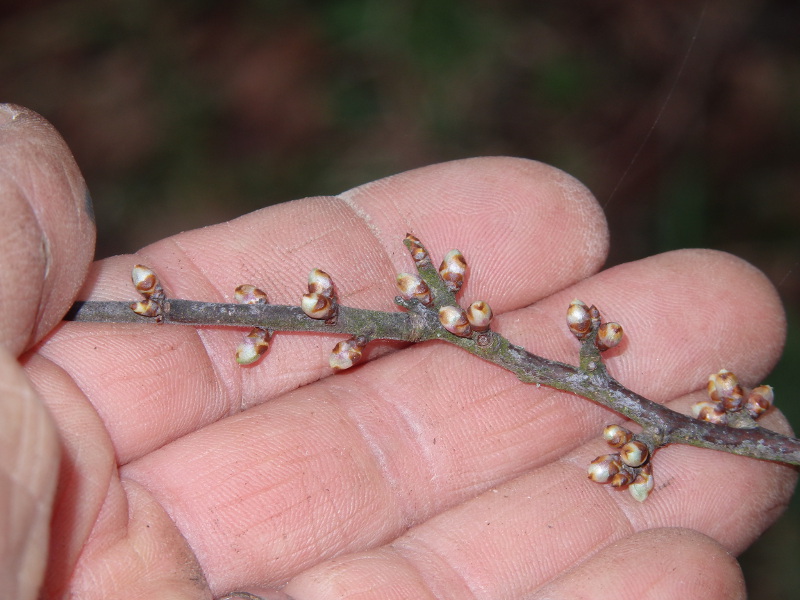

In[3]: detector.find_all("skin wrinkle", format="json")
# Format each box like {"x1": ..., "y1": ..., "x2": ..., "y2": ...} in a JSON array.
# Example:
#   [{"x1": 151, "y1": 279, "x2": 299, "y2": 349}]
[
  {"x1": 327, "y1": 380, "x2": 409, "y2": 522},
  {"x1": 391, "y1": 534, "x2": 477, "y2": 600},
  {"x1": 136, "y1": 238, "x2": 243, "y2": 420},
  {"x1": 325, "y1": 373, "x2": 440, "y2": 534}
]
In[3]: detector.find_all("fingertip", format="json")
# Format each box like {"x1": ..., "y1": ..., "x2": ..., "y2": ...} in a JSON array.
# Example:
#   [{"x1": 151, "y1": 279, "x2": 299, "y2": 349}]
[{"x1": 0, "y1": 104, "x2": 96, "y2": 354}]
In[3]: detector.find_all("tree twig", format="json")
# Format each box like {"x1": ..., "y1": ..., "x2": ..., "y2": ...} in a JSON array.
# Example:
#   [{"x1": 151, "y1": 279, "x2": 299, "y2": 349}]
[{"x1": 63, "y1": 235, "x2": 800, "y2": 500}]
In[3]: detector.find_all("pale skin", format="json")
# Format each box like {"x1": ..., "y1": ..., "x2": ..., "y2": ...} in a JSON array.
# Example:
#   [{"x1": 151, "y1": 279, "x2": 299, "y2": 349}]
[{"x1": 1, "y1": 104, "x2": 796, "y2": 600}]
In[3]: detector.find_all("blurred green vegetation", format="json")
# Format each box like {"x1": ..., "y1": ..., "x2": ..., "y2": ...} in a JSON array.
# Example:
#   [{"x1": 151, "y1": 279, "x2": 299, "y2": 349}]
[{"x1": 2, "y1": 1, "x2": 798, "y2": 597}]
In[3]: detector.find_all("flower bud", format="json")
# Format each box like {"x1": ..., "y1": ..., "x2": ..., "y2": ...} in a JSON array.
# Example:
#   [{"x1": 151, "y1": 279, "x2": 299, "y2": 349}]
[
  {"x1": 466, "y1": 301, "x2": 492, "y2": 331},
  {"x1": 746, "y1": 385, "x2": 774, "y2": 418},
  {"x1": 438, "y1": 305, "x2": 472, "y2": 337},
  {"x1": 587, "y1": 454, "x2": 622, "y2": 483},
  {"x1": 301, "y1": 292, "x2": 336, "y2": 320},
  {"x1": 628, "y1": 463, "x2": 654, "y2": 502},
  {"x1": 308, "y1": 268, "x2": 334, "y2": 298},
  {"x1": 130, "y1": 299, "x2": 162, "y2": 318},
  {"x1": 396, "y1": 273, "x2": 432, "y2": 305},
  {"x1": 619, "y1": 440, "x2": 649, "y2": 468},
  {"x1": 595, "y1": 322, "x2": 623, "y2": 352},
  {"x1": 707, "y1": 369, "x2": 744, "y2": 411},
  {"x1": 234, "y1": 284, "x2": 268, "y2": 305},
  {"x1": 329, "y1": 336, "x2": 367, "y2": 371},
  {"x1": 691, "y1": 400, "x2": 728, "y2": 425},
  {"x1": 235, "y1": 327, "x2": 271, "y2": 365},
  {"x1": 602, "y1": 424, "x2": 633, "y2": 448},
  {"x1": 131, "y1": 264, "x2": 162, "y2": 298},
  {"x1": 438, "y1": 249, "x2": 467, "y2": 292},
  {"x1": 610, "y1": 469, "x2": 634, "y2": 489},
  {"x1": 566, "y1": 299, "x2": 592, "y2": 340},
  {"x1": 405, "y1": 233, "x2": 428, "y2": 264}
]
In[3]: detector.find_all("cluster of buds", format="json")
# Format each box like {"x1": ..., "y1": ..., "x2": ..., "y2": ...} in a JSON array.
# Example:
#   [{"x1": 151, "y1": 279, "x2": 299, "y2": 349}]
[
  {"x1": 588, "y1": 424, "x2": 654, "y2": 502},
  {"x1": 130, "y1": 265, "x2": 166, "y2": 320},
  {"x1": 301, "y1": 268, "x2": 338, "y2": 323},
  {"x1": 566, "y1": 299, "x2": 623, "y2": 352},
  {"x1": 436, "y1": 249, "x2": 493, "y2": 337},
  {"x1": 691, "y1": 369, "x2": 774, "y2": 425},
  {"x1": 437, "y1": 301, "x2": 494, "y2": 337},
  {"x1": 233, "y1": 284, "x2": 272, "y2": 366}
]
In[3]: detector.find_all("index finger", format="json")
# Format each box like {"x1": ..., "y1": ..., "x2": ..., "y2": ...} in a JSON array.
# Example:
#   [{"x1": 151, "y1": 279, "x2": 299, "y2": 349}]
[{"x1": 39, "y1": 157, "x2": 609, "y2": 462}]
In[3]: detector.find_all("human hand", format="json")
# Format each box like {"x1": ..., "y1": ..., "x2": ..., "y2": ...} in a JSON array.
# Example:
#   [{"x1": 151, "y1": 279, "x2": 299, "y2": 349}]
[{"x1": 3, "y1": 105, "x2": 796, "y2": 599}]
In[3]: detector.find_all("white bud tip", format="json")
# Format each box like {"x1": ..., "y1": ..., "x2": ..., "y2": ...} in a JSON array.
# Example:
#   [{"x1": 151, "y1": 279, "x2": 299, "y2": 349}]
[{"x1": 308, "y1": 268, "x2": 334, "y2": 297}]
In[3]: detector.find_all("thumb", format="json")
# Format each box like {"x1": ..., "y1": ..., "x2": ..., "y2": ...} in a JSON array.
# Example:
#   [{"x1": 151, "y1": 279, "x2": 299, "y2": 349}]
[{"x1": 0, "y1": 104, "x2": 95, "y2": 356}]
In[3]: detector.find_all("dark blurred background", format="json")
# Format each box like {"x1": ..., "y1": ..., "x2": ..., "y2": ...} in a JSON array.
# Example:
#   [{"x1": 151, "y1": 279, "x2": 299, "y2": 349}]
[{"x1": 2, "y1": 0, "x2": 798, "y2": 596}]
